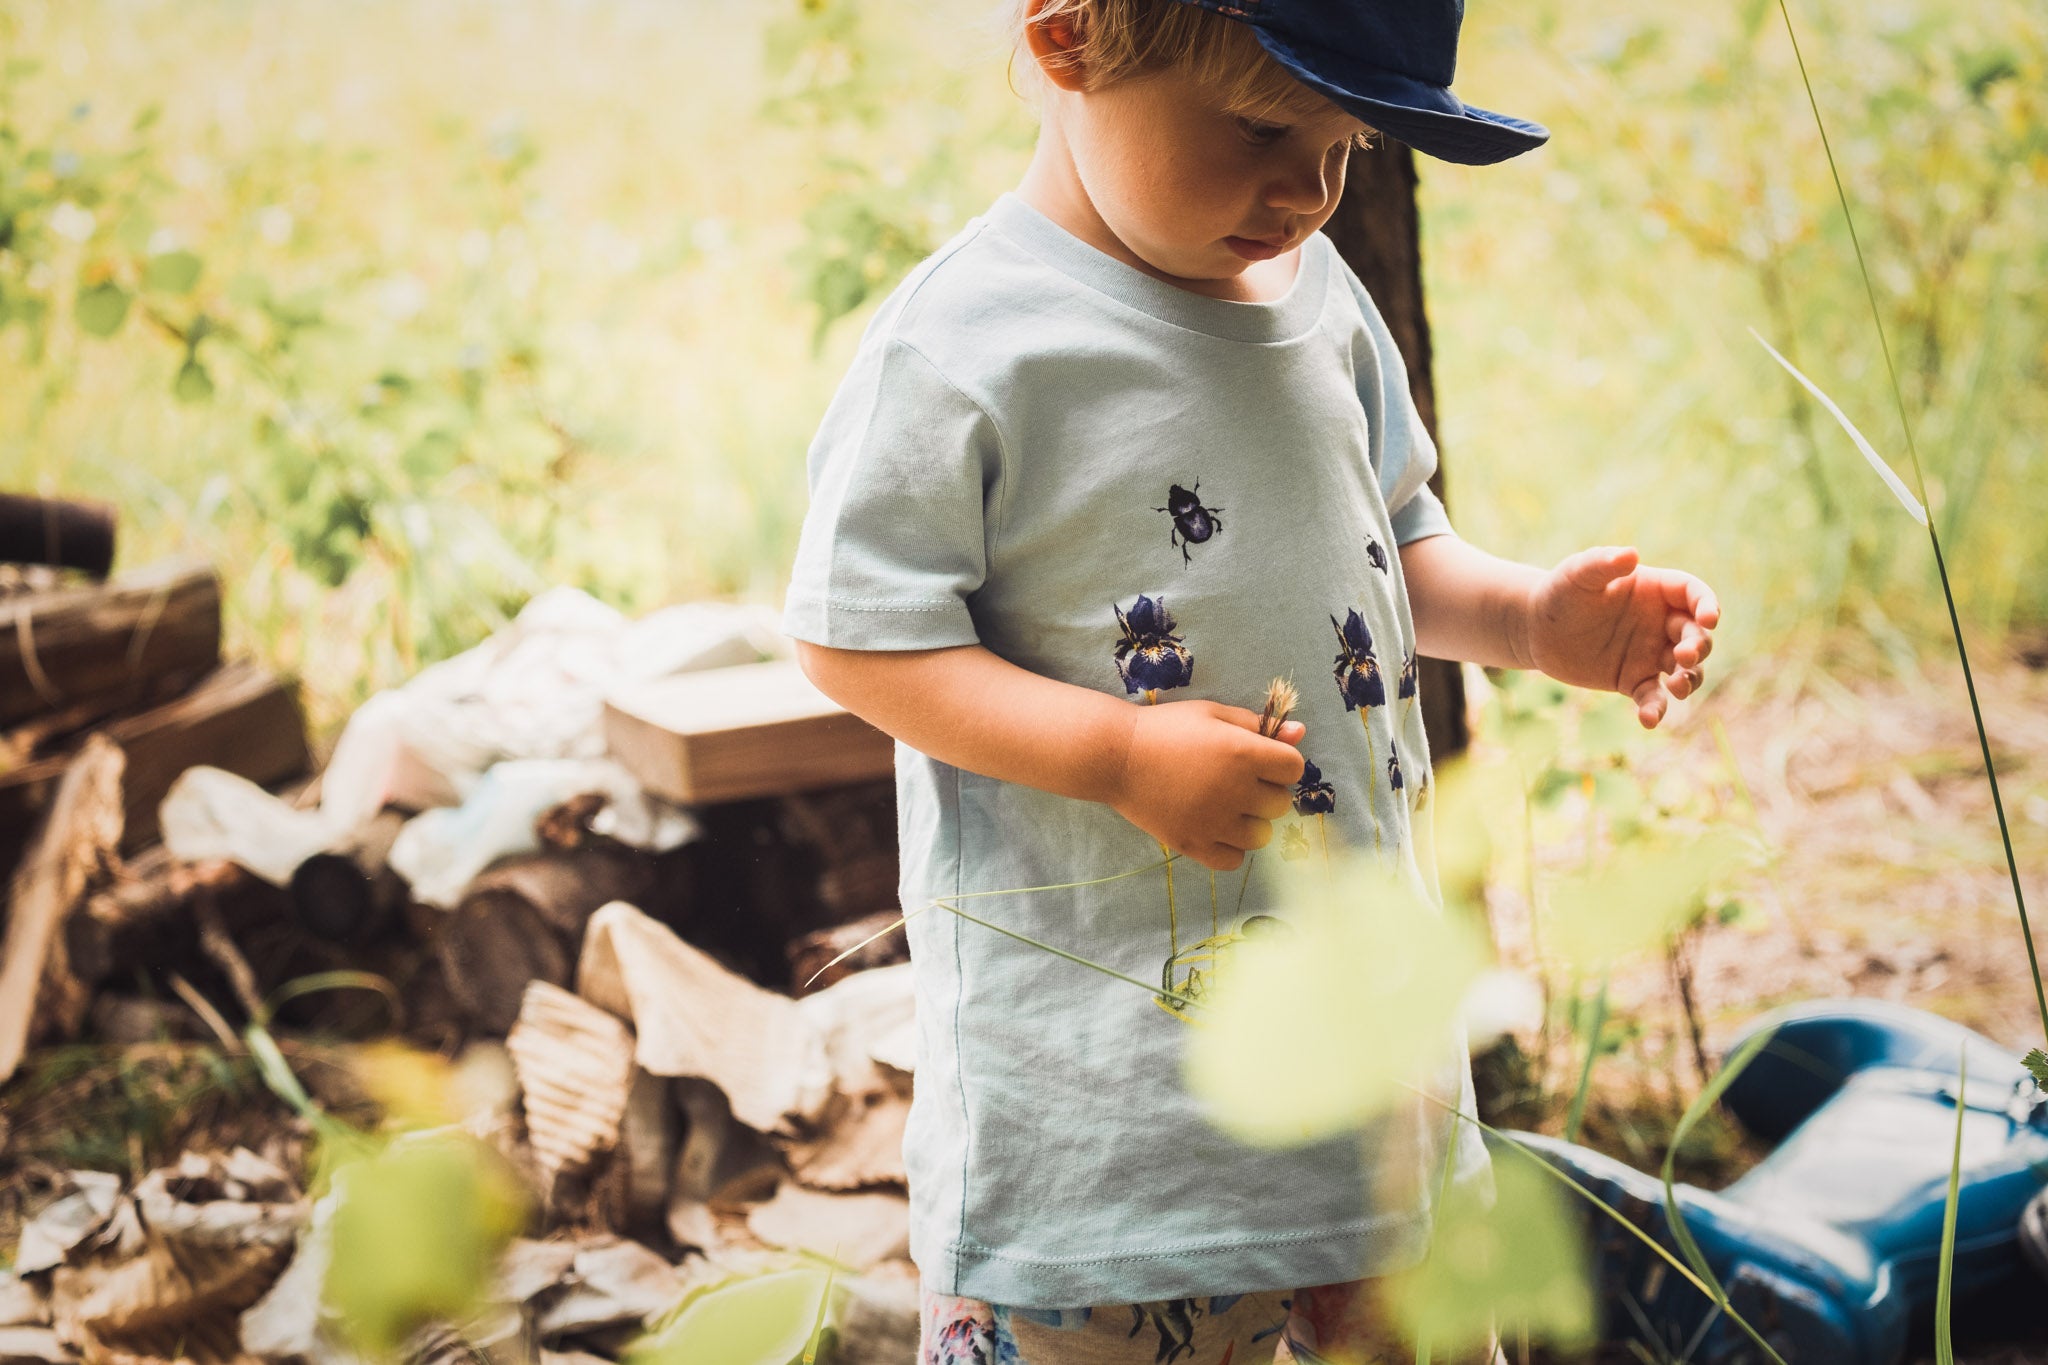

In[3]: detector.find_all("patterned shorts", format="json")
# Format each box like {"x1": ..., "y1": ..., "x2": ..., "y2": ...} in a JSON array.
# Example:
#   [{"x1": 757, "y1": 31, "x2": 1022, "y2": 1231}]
[{"x1": 920, "y1": 1280, "x2": 1502, "y2": 1365}]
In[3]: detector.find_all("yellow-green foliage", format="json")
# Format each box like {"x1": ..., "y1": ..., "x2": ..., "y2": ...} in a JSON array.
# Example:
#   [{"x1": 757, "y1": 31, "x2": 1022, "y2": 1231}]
[
  {"x1": 1387, "y1": 1154, "x2": 1596, "y2": 1356},
  {"x1": 323, "y1": 1132, "x2": 530, "y2": 1356},
  {"x1": 4, "y1": 0, "x2": 2043, "y2": 735},
  {"x1": 1184, "y1": 855, "x2": 1487, "y2": 1146},
  {"x1": 631, "y1": 1266, "x2": 840, "y2": 1365}
]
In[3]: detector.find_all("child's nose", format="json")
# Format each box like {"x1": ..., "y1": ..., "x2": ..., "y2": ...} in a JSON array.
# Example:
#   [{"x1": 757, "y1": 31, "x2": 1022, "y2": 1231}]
[{"x1": 1263, "y1": 152, "x2": 1337, "y2": 217}]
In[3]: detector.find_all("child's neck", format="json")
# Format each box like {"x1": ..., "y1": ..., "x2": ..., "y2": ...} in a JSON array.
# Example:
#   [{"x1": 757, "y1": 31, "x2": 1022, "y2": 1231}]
[{"x1": 1015, "y1": 143, "x2": 1300, "y2": 306}]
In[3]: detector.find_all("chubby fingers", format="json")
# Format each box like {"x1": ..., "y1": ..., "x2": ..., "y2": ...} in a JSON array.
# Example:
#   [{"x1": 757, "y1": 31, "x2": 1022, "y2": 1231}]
[{"x1": 1632, "y1": 674, "x2": 1671, "y2": 730}]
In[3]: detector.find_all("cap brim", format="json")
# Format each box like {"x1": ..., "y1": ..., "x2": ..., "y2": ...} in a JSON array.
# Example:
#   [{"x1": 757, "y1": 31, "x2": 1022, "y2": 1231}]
[{"x1": 1252, "y1": 27, "x2": 1549, "y2": 166}]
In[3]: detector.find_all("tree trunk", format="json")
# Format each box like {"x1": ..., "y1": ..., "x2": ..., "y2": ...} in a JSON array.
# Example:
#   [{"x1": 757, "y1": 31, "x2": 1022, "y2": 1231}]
[{"x1": 1320, "y1": 141, "x2": 1470, "y2": 763}]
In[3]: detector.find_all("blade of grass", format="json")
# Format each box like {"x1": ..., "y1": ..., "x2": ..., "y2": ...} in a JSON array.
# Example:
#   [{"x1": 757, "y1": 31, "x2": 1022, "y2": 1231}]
[
  {"x1": 264, "y1": 970, "x2": 405, "y2": 1031},
  {"x1": 801, "y1": 1262, "x2": 838, "y2": 1365},
  {"x1": 1412, "y1": 1094, "x2": 1464, "y2": 1365},
  {"x1": 931, "y1": 897, "x2": 1199, "y2": 1012},
  {"x1": 1749, "y1": 331, "x2": 1925, "y2": 525},
  {"x1": 1564, "y1": 976, "x2": 1609, "y2": 1144},
  {"x1": 1659, "y1": 1026, "x2": 1780, "y2": 1304},
  {"x1": 1775, "y1": 0, "x2": 2048, "y2": 1053},
  {"x1": 1934, "y1": 1050, "x2": 1966, "y2": 1365},
  {"x1": 1405, "y1": 1087, "x2": 1792, "y2": 1365},
  {"x1": 801, "y1": 855, "x2": 1184, "y2": 989}
]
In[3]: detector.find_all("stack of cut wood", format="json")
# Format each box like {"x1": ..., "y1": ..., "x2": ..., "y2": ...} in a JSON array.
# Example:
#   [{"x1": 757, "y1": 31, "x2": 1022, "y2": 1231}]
[{"x1": 0, "y1": 556, "x2": 312, "y2": 1080}]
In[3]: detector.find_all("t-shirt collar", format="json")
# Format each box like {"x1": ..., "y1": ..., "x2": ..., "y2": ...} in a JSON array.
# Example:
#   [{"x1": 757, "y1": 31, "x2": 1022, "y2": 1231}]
[{"x1": 985, "y1": 191, "x2": 1331, "y2": 344}]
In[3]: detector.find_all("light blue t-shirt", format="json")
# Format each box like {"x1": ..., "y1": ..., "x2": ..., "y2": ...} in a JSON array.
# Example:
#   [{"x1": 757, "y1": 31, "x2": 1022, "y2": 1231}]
[{"x1": 782, "y1": 191, "x2": 1487, "y2": 1307}]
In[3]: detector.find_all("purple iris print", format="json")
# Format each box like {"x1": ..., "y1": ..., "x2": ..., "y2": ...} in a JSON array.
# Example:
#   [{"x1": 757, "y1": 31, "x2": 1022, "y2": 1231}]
[
  {"x1": 1114, "y1": 595, "x2": 1194, "y2": 696},
  {"x1": 1330, "y1": 609, "x2": 1386, "y2": 711},
  {"x1": 1398, "y1": 650, "x2": 1418, "y2": 701},
  {"x1": 1388, "y1": 750, "x2": 1404, "y2": 792},
  {"x1": 1293, "y1": 759, "x2": 1337, "y2": 816}
]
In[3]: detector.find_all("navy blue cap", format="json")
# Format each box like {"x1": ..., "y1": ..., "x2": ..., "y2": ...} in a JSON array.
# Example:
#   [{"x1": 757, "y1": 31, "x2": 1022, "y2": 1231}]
[{"x1": 1179, "y1": 0, "x2": 1548, "y2": 165}]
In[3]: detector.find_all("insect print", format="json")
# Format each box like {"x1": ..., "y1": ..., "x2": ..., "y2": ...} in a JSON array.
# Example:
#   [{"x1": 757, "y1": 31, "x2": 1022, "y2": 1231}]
[
  {"x1": 1365, "y1": 535, "x2": 1388, "y2": 572},
  {"x1": 1155, "y1": 481, "x2": 1223, "y2": 566},
  {"x1": 1279, "y1": 823, "x2": 1312, "y2": 861}
]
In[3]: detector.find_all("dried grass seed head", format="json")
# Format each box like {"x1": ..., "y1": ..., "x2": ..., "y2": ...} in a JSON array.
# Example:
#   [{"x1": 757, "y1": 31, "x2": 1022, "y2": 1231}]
[
  {"x1": 1259, "y1": 676, "x2": 1299, "y2": 737},
  {"x1": 1010, "y1": 0, "x2": 1378, "y2": 140}
]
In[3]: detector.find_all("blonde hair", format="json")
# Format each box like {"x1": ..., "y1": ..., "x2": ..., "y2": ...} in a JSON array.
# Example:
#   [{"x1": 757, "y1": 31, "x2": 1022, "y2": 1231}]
[{"x1": 1010, "y1": 0, "x2": 1376, "y2": 135}]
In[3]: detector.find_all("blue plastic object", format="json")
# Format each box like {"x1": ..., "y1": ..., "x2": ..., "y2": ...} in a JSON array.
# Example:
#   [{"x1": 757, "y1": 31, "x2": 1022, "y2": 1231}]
[{"x1": 1501, "y1": 999, "x2": 2048, "y2": 1363}]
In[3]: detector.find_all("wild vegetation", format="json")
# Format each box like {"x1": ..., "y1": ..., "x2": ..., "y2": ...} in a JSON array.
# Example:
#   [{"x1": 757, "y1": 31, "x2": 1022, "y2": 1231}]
[{"x1": 4, "y1": 0, "x2": 2045, "y2": 1358}]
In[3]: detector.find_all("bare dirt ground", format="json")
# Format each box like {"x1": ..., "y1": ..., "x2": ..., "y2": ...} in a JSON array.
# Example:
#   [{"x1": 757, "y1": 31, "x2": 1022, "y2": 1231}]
[{"x1": 1483, "y1": 637, "x2": 2048, "y2": 1363}]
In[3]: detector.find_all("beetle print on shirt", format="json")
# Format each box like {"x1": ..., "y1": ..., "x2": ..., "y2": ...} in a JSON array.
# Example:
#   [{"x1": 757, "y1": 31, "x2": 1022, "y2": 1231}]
[{"x1": 1156, "y1": 481, "x2": 1223, "y2": 566}]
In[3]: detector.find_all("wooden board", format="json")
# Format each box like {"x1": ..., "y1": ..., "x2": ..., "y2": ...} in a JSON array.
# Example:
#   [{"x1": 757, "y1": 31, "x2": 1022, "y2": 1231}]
[
  {"x1": 0, "y1": 662, "x2": 311, "y2": 850},
  {"x1": 603, "y1": 660, "x2": 894, "y2": 805},
  {"x1": 0, "y1": 558, "x2": 221, "y2": 729},
  {"x1": 0, "y1": 737, "x2": 124, "y2": 1084}
]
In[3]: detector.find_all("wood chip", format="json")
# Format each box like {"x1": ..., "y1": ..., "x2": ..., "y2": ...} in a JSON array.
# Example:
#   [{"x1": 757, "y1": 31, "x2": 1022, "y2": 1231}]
[
  {"x1": 745, "y1": 1185, "x2": 909, "y2": 1272},
  {"x1": 576, "y1": 903, "x2": 831, "y2": 1136},
  {"x1": 0, "y1": 1326, "x2": 74, "y2": 1365},
  {"x1": 507, "y1": 982, "x2": 637, "y2": 1186}
]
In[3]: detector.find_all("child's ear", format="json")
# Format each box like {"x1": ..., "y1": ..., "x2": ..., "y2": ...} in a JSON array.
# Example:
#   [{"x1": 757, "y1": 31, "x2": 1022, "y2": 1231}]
[{"x1": 1024, "y1": 0, "x2": 1091, "y2": 93}]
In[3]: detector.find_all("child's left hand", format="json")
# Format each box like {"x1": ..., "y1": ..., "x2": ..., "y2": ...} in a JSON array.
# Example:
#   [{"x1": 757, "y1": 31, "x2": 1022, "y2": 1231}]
[{"x1": 1524, "y1": 546, "x2": 1719, "y2": 730}]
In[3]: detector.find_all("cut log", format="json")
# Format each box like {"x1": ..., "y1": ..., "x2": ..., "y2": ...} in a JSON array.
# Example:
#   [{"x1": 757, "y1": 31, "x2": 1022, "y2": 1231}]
[
  {"x1": 0, "y1": 559, "x2": 221, "y2": 730},
  {"x1": 0, "y1": 737, "x2": 124, "y2": 1084},
  {"x1": 603, "y1": 659, "x2": 894, "y2": 805},
  {"x1": 432, "y1": 846, "x2": 657, "y2": 1035},
  {"x1": 0, "y1": 663, "x2": 311, "y2": 851},
  {"x1": 288, "y1": 809, "x2": 406, "y2": 943},
  {"x1": 0, "y1": 496, "x2": 117, "y2": 579}
]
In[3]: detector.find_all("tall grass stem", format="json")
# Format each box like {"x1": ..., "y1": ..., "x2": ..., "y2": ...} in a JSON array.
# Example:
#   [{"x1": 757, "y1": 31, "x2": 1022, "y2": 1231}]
[
  {"x1": 1933, "y1": 1049, "x2": 1965, "y2": 1365},
  {"x1": 1776, "y1": 0, "x2": 2048, "y2": 1048},
  {"x1": 1563, "y1": 977, "x2": 1608, "y2": 1144}
]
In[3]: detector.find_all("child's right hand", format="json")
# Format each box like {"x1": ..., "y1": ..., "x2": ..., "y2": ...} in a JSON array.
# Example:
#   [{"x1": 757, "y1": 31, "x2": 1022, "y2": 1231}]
[{"x1": 1107, "y1": 700, "x2": 1307, "y2": 871}]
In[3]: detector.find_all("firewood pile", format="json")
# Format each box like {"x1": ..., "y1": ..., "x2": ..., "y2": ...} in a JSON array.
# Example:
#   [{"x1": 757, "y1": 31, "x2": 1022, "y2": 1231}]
[{"x1": 0, "y1": 509, "x2": 922, "y2": 1365}]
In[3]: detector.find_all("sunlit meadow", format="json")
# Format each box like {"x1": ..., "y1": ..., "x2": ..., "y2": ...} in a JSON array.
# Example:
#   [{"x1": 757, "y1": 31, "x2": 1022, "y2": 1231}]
[{"x1": 4, "y1": 0, "x2": 2045, "y2": 734}]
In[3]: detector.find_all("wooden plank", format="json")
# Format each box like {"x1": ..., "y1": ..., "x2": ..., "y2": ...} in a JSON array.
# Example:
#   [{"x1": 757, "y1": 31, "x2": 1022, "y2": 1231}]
[
  {"x1": 603, "y1": 659, "x2": 894, "y2": 805},
  {"x1": 0, "y1": 558, "x2": 221, "y2": 729},
  {"x1": 0, "y1": 662, "x2": 311, "y2": 850},
  {"x1": 0, "y1": 737, "x2": 124, "y2": 1084}
]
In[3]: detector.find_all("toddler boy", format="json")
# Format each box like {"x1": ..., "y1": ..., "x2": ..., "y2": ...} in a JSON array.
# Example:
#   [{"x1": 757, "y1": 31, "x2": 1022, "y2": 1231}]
[{"x1": 784, "y1": 1, "x2": 1719, "y2": 1360}]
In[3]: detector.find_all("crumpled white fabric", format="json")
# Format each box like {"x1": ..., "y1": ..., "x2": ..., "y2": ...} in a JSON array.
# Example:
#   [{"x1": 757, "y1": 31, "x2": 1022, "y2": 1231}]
[{"x1": 162, "y1": 589, "x2": 779, "y2": 892}]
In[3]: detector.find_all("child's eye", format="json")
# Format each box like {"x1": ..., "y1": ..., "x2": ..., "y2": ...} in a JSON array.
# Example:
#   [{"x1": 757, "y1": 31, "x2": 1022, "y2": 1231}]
[{"x1": 1235, "y1": 117, "x2": 1289, "y2": 147}]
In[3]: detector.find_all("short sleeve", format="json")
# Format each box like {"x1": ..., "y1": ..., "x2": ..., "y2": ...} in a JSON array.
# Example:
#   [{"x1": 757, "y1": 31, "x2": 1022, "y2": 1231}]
[
  {"x1": 781, "y1": 336, "x2": 1002, "y2": 650},
  {"x1": 1335, "y1": 250, "x2": 1457, "y2": 546}
]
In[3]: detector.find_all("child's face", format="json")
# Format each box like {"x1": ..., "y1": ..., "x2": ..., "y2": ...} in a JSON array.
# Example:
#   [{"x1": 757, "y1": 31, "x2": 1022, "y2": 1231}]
[{"x1": 1060, "y1": 63, "x2": 1371, "y2": 288}]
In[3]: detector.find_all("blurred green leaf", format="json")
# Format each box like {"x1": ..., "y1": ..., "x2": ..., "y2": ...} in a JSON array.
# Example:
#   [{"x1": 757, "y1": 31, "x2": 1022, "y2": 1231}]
[
  {"x1": 1389, "y1": 1150, "x2": 1596, "y2": 1355},
  {"x1": 144, "y1": 249, "x2": 202, "y2": 294},
  {"x1": 323, "y1": 1133, "x2": 528, "y2": 1356},
  {"x1": 632, "y1": 1267, "x2": 840, "y2": 1365},
  {"x1": 74, "y1": 279, "x2": 130, "y2": 336},
  {"x1": 1661, "y1": 1026, "x2": 1778, "y2": 1296},
  {"x1": 2023, "y1": 1049, "x2": 2048, "y2": 1089},
  {"x1": 1545, "y1": 832, "x2": 1744, "y2": 970},
  {"x1": 1185, "y1": 856, "x2": 1485, "y2": 1146},
  {"x1": 173, "y1": 357, "x2": 214, "y2": 402}
]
